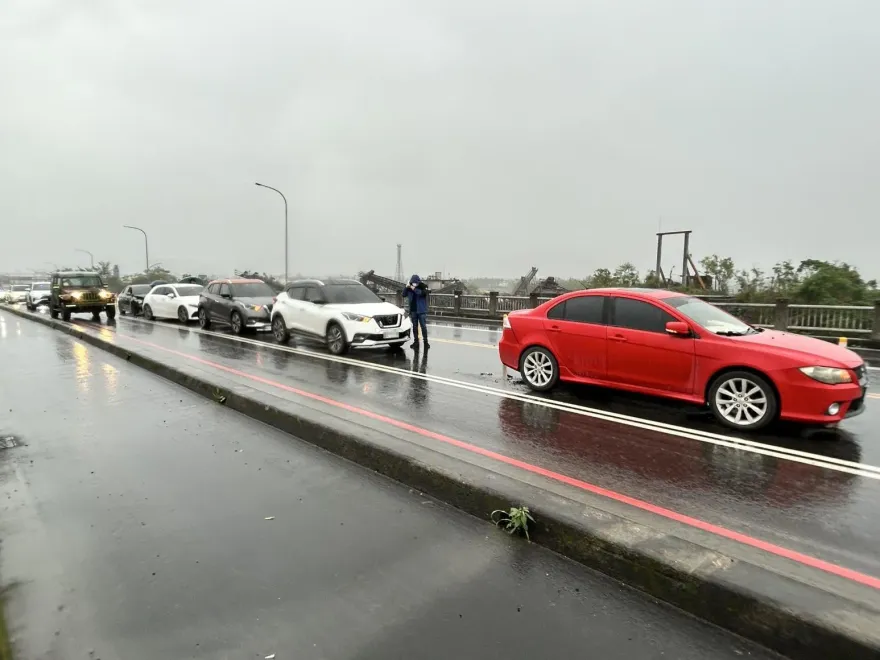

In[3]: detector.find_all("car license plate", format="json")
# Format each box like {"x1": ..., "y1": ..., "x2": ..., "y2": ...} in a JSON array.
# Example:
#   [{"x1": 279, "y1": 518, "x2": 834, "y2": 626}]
[{"x1": 383, "y1": 330, "x2": 398, "y2": 339}]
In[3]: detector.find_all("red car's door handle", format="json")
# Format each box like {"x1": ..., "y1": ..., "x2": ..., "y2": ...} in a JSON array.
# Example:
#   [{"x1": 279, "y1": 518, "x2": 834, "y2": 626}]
[
  {"x1": 548, "y1": 325, "x2": 561, "y2": 333},
  {"x1": 609, "y1": 334, "x2": 627, "y2": 342}
]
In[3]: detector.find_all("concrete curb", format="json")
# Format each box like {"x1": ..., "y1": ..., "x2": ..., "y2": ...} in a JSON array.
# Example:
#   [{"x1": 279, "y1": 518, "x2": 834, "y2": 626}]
[{"x1": 5, "y1": 305, "x2": 880, "y2": 660}]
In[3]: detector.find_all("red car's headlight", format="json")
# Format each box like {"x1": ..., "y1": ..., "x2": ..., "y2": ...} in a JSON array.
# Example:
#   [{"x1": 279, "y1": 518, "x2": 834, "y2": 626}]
[{"x1": 799, "y1": 366, "x2": 853, "y2": 385}]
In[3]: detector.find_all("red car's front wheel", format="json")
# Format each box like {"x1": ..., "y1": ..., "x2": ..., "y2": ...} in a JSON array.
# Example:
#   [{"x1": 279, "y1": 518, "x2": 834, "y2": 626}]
[{"x1": 708, "y1": 371, "x2": 778, "y2": 431}]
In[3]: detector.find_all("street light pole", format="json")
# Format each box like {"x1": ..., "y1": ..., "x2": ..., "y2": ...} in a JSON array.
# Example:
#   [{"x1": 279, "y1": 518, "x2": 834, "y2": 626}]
[
  {"x1": 123, "y1": 225, "x2": 150, "y2": 274},
  {"x1": 255, "y1": 182, "x2": 288, "y2": 285},
  {"x1": 75, "y1": 249, "x2": 95, "y2": 270}
]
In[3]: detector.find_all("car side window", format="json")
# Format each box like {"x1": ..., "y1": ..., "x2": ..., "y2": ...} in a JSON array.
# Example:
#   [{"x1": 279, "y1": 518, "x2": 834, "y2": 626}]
[
  {"x1": 154, "y1": 286, "x2": 167, "y2": 296},
  {"x1": 124, "y1": 287, "x2": 131, "y2": 295},
  {"x1": 219, "y1": 283, "x2": 230, "y2": 297},
  {"x1": 547, "y1": 301, "x2": 566, "y2": 320},
  {"x1": 563, "y1": 296, "x2": 605, "y2": 324},
  {"x1": 304, "y1": 287, "x2": 324, "y2": 303},
  {"x1": 612, "y1": 298, "x2": 675, "y2": 333},
  {"x1": 287, "y1": 286, "x2": 305, "y2": 301}
]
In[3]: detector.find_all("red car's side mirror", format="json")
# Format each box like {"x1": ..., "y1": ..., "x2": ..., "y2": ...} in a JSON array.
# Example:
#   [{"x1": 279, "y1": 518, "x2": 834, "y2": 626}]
[{"x1": 665, "y1": 321, "x2": 690, "y2": 336}]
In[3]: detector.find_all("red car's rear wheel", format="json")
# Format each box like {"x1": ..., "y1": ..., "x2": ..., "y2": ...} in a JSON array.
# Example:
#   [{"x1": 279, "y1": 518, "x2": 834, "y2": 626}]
[{"x1": 519, "y1": 347, "x2": 559, "y2": 392}]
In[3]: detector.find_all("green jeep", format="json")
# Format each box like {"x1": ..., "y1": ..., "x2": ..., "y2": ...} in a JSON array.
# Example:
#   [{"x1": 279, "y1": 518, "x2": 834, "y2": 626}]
[{"x1": 49, "y1": 271, "x2": 117, "y2": 322}]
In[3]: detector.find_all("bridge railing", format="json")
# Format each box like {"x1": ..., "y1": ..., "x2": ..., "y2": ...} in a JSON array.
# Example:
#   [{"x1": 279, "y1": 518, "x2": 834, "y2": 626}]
[
  {"x1": 712, "y1": 303, "x2": 776, "y2": 328},
  {"x1": 425, "y1": 292, "x2": 880, "y2": 339}
]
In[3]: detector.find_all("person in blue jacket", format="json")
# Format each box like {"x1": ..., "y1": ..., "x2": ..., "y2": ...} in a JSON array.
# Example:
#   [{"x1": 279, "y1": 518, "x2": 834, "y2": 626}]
[{"x1": 403, "y1": 274, "x2": 430, "y2": 350}]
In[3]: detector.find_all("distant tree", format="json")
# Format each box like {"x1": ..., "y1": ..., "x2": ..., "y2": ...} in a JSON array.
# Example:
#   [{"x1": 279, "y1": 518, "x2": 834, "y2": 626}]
[
  {"x1": 587, "y1": 268, "x2": 614, "y2": 288},
  {"x1": 699, "y1": 254, "x2": 736, "y2": 294},
  {"x1": 612, "y1": 262, "x2": 641, "y2": 287},
  {"x1": 734, "y1": 267, "x2": 766, "y2": 301},
  {"x1": 642, "y1": 270, "x2": 663, "y2": 288},
  {"x1": 795, "y1": 260, "x2": 869, "y2": 304},
  {"x1": 768, "y1": 260, "x2": 799, "y2": 298}
]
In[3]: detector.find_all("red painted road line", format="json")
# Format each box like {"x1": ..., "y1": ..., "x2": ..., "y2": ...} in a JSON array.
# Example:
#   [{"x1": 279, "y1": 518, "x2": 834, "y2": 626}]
[{"x1": 94, "y1": 329, "x2": 880, "y2": 590}]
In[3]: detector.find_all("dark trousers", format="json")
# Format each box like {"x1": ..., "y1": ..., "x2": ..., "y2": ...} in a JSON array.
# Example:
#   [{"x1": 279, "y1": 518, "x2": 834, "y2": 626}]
[{"x1": 411, "y1": 313, "x2": 428, "y2": 342}]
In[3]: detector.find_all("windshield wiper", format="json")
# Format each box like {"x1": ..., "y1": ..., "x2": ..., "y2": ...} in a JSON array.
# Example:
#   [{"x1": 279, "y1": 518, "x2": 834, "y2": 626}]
[{"x1": 714, "y1": 329, "x2": 755, "y2": 337}]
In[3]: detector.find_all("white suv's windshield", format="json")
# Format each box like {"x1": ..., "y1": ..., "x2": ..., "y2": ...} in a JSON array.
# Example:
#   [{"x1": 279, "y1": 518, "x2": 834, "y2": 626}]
[
  {"x1": 31, "y1": 283, "x2": 50, "y2": 290},
  {"x1": 666, "y1": 296, "x2": 757, "y2": 336},
  {"x1": 324, "y1": 284, "x2": 381, "y2": 304}
]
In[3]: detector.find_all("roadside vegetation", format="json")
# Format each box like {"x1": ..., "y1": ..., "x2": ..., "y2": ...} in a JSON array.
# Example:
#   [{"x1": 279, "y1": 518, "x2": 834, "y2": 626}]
[
  {"x1": 492, "y1": 505, "x2": 536, "y2": 541},
  {"x1": 556, "y1": 257, "x2": 879, "y2": 306}
]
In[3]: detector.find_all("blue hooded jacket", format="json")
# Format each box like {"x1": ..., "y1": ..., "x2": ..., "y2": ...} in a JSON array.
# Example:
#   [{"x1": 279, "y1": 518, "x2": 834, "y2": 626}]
[{"x1": 403, "y1": 274, "x2": 428, "y2": 315}]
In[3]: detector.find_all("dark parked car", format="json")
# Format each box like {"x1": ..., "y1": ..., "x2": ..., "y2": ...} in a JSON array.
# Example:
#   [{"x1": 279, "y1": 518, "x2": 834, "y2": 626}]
[
  {"x1": 117, "y1": 284, "x2": 152, "y2": 316},
  {"x1": 48, "y1": 271, "x2": 116, "y2": 321},
  {"x1": 198, "y1": 278, "x2": 276, "y2": 334}
]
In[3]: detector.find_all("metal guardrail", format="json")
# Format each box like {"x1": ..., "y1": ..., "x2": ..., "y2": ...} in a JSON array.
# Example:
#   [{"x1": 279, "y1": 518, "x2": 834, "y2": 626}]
[{"x1": 420, "y1": 292, "x2": 880, "y2": 339}]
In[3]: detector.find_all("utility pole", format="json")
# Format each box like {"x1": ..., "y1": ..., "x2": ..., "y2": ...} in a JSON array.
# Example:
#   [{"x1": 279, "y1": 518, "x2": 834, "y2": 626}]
[{"x1": 394, "y1": 244, "x2": 404, "y2": 283}]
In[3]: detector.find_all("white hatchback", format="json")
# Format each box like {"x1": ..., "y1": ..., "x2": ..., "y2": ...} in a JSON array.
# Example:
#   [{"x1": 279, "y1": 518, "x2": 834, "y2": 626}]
[
  {"x1": 271, "y1": 279, "x2": 412, "y2": 354},
  {"x1": 142, "y1": 283, "x2": 205, "y2": 323}
]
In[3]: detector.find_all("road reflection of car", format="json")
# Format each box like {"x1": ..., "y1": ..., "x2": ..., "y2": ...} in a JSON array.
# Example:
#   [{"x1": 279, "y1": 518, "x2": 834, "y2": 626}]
[
  {"x1": 142, "y1": 283, "x2": 205, "y2": 323},
  {"x1": 499, "y1": 288, "x2": 867, "y2": 431},
  {"x1": 197, "y1": 278, "x2": 276, "y2": 335},
  {"x1": 25, "y1": 281, "x2": 51, "y2": 310},
  {"x1": 7, "y1": 284, "x2": 29, "y2": 304},
  {"x1": 48, "y1": 271, "x2": 117, "y2": 322},
  {"x1": 496, "y1": 396, "x2": 858, "y2": 510},
  {"x1": 117, "y1": 284, "x2": 151, "y2": 316},
  {"x1": 271, "y1": 279, "x2": 412, "y2": 355}
]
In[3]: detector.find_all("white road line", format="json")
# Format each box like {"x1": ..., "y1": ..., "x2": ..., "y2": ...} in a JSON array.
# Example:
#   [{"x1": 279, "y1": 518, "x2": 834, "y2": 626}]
[
  {"x1": 108, "y1": 316, "x2": 880, "y2": 481},
  {"x1": 428, "y1": 323, "x2": 499, "y2": 333}
]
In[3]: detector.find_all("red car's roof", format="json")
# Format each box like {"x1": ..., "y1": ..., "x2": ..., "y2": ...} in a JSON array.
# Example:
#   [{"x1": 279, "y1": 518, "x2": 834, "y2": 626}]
[{"x1": 576, "y1": 287, "x2": 685, "y2": 299}]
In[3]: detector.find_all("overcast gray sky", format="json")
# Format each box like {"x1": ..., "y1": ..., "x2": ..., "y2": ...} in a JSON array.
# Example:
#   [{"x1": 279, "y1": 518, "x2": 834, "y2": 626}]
[{"x1": 2, "y1": 0, "x2": 878, "y2": 280}]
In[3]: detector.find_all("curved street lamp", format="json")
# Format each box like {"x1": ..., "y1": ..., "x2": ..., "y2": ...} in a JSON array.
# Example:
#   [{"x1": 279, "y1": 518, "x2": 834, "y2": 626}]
[
  {"x1": 255, "y1": 182, "x2": 289, "y2": 285},
  {"x1": 123, "y1": 225, "x2": 150, "y2": 274},
  {"x1": 75, "y1": 249, "x2": 95, "y2": 270}
]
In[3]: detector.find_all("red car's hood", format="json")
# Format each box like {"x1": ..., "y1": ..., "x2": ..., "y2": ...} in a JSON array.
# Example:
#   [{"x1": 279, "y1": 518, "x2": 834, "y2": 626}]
[{"x1": 731, "y1": 329, "x2": 863, "y2": 368}]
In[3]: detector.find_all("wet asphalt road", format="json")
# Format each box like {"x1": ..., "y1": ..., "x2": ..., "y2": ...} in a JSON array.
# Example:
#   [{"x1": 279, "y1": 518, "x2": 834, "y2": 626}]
[
  {"x1": 0, "y1": 315, "x2": 779, "y2": 660},
  {"x1": 56, "y1": 312, "x2": 880, "y2": 580}
]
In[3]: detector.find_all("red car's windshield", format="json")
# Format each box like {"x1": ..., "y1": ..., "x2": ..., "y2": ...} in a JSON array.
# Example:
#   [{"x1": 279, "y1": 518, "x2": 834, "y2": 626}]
[{"x1": 666, "y1": 296, "x2": 756, "y2": 336}]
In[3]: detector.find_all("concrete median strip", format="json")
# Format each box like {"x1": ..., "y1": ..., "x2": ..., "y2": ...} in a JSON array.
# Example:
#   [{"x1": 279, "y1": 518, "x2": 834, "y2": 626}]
[{"x1": 4, "y1": 305, "x2": 880, "y2": 660}]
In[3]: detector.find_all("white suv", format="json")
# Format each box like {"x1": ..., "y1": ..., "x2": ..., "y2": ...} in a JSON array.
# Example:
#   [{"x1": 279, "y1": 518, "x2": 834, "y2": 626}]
[{"x1": 271, "y1": 279, "x2": 412, "y2": 354}]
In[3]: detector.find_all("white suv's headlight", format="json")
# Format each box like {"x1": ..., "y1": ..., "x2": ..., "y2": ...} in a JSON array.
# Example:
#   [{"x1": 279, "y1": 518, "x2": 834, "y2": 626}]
[
  {"x1": 342, "y1": 312, "x2": 371, "y2": 323},
  {"x1": 799, "y1": 366, "x2": 853, "y2": 385}
]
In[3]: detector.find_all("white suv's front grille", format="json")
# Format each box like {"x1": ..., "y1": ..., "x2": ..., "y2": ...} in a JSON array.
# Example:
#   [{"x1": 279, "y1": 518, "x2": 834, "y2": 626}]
[{"x1": 374, "y1": 314, "x2": 401, "y2": 328}]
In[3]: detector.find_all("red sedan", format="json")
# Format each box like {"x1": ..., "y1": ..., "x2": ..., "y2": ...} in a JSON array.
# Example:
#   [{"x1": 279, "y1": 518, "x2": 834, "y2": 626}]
[{"x1": 498, "y1": 288, "x2": 868, "y2": 431}]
